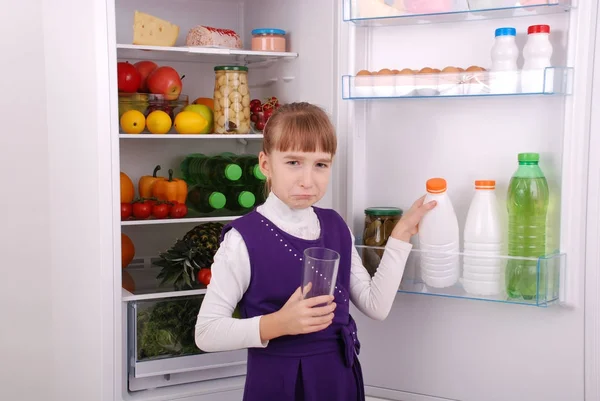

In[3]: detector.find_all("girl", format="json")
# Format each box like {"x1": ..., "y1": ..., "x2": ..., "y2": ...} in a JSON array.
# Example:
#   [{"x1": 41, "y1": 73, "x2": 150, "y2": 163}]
[{"x1": 195, "y1": 102, "x2": 436, "y2": 401}]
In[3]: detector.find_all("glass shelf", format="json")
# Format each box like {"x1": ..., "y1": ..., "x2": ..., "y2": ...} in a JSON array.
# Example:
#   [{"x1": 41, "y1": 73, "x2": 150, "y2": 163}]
[
  {"x1": 117, "y1": 44, "x2": 298, "y2": 65},
  {"x1": 342, "y1": 67, "x2": 573, "y2": 100},
  {"x1": 343, "y1": 0, "x2": 572, "y2": 26},
  {"x1": 356, "y1": 246, "x2": 565, "y2": 307}
]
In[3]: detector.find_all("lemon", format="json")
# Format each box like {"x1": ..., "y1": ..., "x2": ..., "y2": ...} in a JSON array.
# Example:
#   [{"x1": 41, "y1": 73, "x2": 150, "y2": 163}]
[
  {"x1": 120, "y1": 110, "x2": 146, "y2": 134},
  {"x1": 146, "y1": 110, "x2": 172, "y2": 134},
  {"x1": 174, "y1": 111, "x2": 208, "y2": 134}
]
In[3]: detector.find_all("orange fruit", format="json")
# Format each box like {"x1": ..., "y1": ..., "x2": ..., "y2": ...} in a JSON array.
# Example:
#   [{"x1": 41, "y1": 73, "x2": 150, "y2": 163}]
[
  {"x1": 121, "y1": 233, "x2": 135, "y2": 269},
  {"x1": 122, "y1": 270, "x2": 135, "y2": 292},
  {"x1": 193, "y1": 97, "x2": 214, "y2": 111},
  {"x1": 120, "y1": 172, "x2": 135, "y2": 203}
]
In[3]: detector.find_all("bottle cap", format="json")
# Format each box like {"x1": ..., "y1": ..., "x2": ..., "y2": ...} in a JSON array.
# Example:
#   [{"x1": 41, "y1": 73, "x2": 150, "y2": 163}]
[
  {"x1": 238, "y1": 191, "x2": 256, "y2": 208},
  {"x1": 518, "y1": 153, "x2": 540, "y2": 164},
  {"x1": 253, "y1": 165, "x2": 266, "y2": 181},
  {"x1": 475, "y1": 180, "x2": 496, "y2": 190},
  {"x1": 224, "y1": 164, "x2": 243, "y2": 181},
  {"x1": 528, "y1": 25, "x2": 550, "y2": 35},
  {"x1": 209, "y1": 192, "x2": 226, "y2": 209},
  {"x1": 426, "y1": 178, "x2": 447, "y2": 194},
  {"x1": 495, "y1": 27, "x2": 517, "y2": 37}
]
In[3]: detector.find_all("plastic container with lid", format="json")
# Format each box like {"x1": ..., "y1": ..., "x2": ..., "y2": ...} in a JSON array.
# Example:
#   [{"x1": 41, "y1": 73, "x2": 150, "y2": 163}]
[
  {"x1": 489, "y1": 27, "x2": 520, "y2": 94},
  {"x1": 418, "y1": 178, "x2": 460, "y2": 288},
  {"x1": 522, "y1": 24, "x2": 553, "y2": 93},
  {"x1": 362, "y1": 207, "x2": 403, "y2": 277},
  {"x1": 462, "y1": 180, "x2": 503, "y2": 296},
  {"x1": 251, "y1": 28, "x2": 287, "y2": 52},
  {"x1": 213, "y1": 66, "x2": 251, "y2": 134}
]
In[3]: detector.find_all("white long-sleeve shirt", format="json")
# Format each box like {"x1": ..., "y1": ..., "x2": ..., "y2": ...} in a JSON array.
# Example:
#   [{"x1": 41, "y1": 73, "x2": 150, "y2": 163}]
[{"x1": 195, "y1": 192, "x2": 411, "y2": 352}]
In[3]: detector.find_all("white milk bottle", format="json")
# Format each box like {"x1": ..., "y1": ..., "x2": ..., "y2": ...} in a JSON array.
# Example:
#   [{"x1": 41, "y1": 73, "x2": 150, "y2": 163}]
[
  {"x1": 462, "y1": 180, "x2": 503, "y2": 296},
  {"x1": 521, "y1": 24, "x2": 553, "y2": 93},
  {"x1": 489, "y1": 27, "x2": 519, "y2": 94},
  {"x1": 418, "y1": 178, "x2": 460, "y2": 288}
]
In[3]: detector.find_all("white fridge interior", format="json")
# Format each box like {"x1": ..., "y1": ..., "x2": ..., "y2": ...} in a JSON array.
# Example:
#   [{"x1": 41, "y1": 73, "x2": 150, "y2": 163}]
[{"x1": 108, "y1": 0, "x2": 593, "y2": 400}]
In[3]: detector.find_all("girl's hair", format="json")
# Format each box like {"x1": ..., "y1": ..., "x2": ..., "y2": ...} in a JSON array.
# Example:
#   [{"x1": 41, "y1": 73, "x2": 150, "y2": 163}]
[
  {"x1": 260, "y1": 102, "x2": 337, "y2": 197},
  {"x1": 262, "y1": 102, "x2": 337, "y2": 156}
]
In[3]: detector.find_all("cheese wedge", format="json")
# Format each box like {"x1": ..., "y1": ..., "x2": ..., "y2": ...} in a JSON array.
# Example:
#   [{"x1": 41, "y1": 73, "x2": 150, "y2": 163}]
[{"x1": 132, "y1": 11, "x2": 180, "y2": 47}]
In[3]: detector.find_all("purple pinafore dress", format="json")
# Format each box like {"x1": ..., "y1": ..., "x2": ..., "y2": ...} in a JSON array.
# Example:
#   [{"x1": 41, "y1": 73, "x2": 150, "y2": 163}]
[{"x1": 221, "y1": 207, "x2": 364, "y2": 401}]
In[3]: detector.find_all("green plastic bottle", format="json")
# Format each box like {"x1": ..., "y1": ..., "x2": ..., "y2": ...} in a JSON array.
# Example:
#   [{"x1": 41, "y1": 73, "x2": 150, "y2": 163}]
[
  {"x1": 233, "y1": 154, "x2": 266, "y2": 185},
  {"x1": 225, "y1": 188, "x2": 256, "y2": 211},
  {"x1": 190, "y1": 155, "x2": 243, "y2": 186},
  {"x1": 187, "y1": 186, "x2": 227, "y2": 214},
  {"x1": 506, "y1": 153, "x2": 549, "y2": 300}
]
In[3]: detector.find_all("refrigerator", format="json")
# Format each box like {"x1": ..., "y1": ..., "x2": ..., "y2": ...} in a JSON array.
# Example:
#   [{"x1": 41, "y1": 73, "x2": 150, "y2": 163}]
[{"x1": 12, "y1": 0, "x2": 599, "y2": 400}]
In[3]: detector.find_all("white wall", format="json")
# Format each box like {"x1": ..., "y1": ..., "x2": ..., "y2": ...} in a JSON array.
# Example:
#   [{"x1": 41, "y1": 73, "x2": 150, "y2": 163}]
[{"x1": 0, "y1": 0, "x2": 52, "y2": 400}]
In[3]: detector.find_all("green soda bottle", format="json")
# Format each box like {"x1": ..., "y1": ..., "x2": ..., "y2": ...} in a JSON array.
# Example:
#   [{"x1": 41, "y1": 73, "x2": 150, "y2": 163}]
[
  {"x1": 197, "y1": 155, "x2": 243, "y2": 186},
  {"x1": 506, "y1": 153, "x2": 550, "y2": 299},
  {"x1": 225, "y1": 188, "x2": 256, "y2": 211},
  {"x1": 233, "y1": 154, "x2": 266, "y2": 185},
  {"x1": 187, "y1": 186, "x2": 227, "y2": 214}
]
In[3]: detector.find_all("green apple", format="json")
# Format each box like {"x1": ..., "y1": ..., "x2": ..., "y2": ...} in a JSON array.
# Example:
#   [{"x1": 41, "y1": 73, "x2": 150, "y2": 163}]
[{"x1": 183, "y1": 104, "x2": 214, "y2": 134}]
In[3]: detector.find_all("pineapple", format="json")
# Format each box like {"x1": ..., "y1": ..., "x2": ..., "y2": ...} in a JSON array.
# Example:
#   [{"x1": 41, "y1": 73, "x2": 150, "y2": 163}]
[{"x1": 155, "y1": 222, "x2": 224, "y2": 290}]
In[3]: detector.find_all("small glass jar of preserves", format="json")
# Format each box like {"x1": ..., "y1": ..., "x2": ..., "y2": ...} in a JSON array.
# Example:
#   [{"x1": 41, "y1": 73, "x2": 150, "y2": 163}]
[
  {"x1": 251, "y1": 28, "x2": 287, "y2": 52},
  {"x1": 213, "y1": 66, "x2": 251, "y2": 134},
  {"x1": 362, "y1": 207, "x2": 403, "y2": 276}
]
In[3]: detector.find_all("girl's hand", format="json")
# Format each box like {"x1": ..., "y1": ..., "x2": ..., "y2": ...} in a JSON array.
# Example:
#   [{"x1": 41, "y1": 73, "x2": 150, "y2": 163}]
[
  {"x1": 391, "y1": 195, "x2": 437, "y2": 242},
  {"x1": 260, "y1": 284, "x2": 336, "y2": 341}
]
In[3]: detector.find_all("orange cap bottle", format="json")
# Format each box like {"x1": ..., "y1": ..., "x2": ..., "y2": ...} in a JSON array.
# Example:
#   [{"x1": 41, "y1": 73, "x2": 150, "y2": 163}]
[
  {"x1": 426, "y1": 178, "x2": 447, "y2": 194},
  {"x1": 475, "y1": 180, "x2": 496, "y2": 190}
]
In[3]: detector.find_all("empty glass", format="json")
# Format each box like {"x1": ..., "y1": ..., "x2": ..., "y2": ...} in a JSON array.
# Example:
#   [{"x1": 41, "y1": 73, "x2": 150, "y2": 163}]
[{"x1": 301, "y1": 247, "x2": 340, "y2": 299}]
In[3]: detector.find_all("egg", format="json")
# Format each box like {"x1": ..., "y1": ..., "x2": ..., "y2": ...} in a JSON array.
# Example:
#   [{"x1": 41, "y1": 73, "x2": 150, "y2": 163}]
[
  {"x1": 466, "y1": 66, "x2": 484, "y2": 72},
  {"x1": 377, "y1": 68, "x2": 394, "y2": 75},
  {"x1": 419, "y1": 67, "x2": 435, "y2": 74},
  {"x1": 392, "y1": 69, "x2": 401, "y2": 74},
  {"x1": 356, "y1": 69, "x2": 372, "y2": 76},
  {"x1": 398, "y1": 68, "x2": 414, "y2": 75},
  {"x1": 442, "y1": 66, "x2": 460, "y2": 74}
]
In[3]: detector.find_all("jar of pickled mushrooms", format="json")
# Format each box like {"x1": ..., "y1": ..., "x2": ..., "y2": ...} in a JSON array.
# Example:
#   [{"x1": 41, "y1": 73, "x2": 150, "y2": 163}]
[{"x1": 213, "y1": 66, "x2": 251, "y2": 134}]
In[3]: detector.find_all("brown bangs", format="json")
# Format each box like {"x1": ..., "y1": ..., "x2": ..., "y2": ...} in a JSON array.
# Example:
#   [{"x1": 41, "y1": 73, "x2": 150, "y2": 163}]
[{"x1": 263, "y1": 102, "x2": 337, "y2": 156}]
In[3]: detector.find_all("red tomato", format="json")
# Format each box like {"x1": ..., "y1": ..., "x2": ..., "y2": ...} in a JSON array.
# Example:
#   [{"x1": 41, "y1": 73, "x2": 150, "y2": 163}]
[
  {"x1": 121, "y1": 203, "x2": 132, "y2": 220},
  {"x1": 152, "y1": 203, "x2": 169, "y2": 219},
  {"x1": 263, "y1": 103, "x2": 273, "y2": 113},
  {"x1": 132, "y1": 201, "x2": 152, "y2": 219},
  {"x1": 170, "y1": 203, "x2": 188, "y2": 219},
  {"x1": 117, "y1": 62, "x2": 141, "y2": 93},
  {"x1": 197, "y1": 268, "x2": 212, "y2": 286}
]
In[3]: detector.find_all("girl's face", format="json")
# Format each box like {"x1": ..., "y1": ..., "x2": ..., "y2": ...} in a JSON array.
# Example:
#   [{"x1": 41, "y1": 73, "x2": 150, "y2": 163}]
[{"x1": 259, "y1": 149, "x2": 333, "y2": 209}]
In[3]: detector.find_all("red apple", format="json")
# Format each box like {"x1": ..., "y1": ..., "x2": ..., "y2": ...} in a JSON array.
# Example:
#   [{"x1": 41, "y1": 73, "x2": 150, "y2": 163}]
[
  {"x1": 147, "y1": 66, "x2": 182, "y2": 100},
  {"x1": 117, "y1": 62, "x2": 141, "y2": 93},
  {"x1": 134, "y1": 60, "x2": 158, "y2": 92}
]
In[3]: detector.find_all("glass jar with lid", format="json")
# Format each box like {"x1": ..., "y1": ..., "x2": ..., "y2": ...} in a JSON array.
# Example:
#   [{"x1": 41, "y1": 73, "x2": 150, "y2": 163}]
[
  {"x1": 251, "y1": 28, "x2": 287, "y2": 52},
  {"x1": 213, "y1": 66, "x2": 251, "y2": 134},
  {"x1": 362, "y1": 207, "x2": 403, "y2": 276}
]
